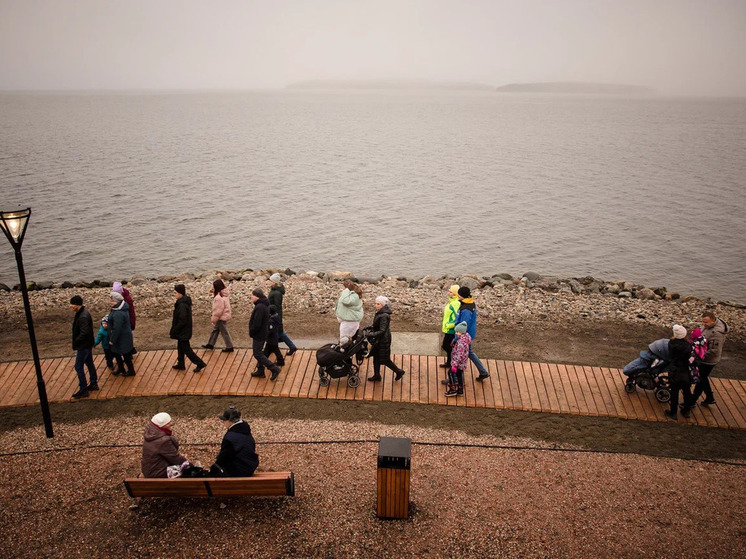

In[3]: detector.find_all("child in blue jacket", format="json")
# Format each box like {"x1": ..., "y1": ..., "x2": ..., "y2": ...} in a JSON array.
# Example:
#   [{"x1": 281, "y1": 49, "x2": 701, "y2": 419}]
[{"x1": 94, "y1": 315, "x2": 115, "y2": 371}]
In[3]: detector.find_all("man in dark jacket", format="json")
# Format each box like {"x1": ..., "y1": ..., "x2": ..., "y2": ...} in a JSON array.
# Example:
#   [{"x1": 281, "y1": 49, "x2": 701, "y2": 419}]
[
  {"x1": 170, "y1": 284, "x2": 206, "y2": 373},
  {"x1": 249, "y1": 288, "x2": 281, "y2": 380},
  {"x1": 690, "y1": 311, "x2": 729, "y2": 406},
  {"x1": 70, "y1": 295, "x2": 97, "y2": 398},
  {"x1": 212, "y1": 406, "x2": 259, "y2": 477},
  {"x1": 268, "y1": 273, "x2": 297, "y2": 356}
]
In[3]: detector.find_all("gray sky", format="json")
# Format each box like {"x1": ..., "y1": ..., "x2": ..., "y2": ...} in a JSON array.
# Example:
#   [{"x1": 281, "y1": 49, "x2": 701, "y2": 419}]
[{"x1": 1, "y1": 0, "x2": 744, "y2": 95}]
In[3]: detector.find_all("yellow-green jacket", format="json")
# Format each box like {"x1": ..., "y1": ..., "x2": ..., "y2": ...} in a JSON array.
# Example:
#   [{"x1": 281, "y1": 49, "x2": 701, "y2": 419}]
[{"x1": 441, "y1": 296, "x2": 461, "y2": 334}]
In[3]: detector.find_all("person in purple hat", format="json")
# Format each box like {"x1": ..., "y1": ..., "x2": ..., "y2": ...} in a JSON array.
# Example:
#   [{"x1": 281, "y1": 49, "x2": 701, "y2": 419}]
[{"x1": 113, "y1": 281, "x2": 137, "y2": 353}]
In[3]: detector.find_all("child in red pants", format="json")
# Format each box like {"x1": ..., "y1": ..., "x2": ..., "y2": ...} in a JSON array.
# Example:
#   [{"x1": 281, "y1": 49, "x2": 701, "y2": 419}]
[{"x1": 447, "y1": 322, "x2": 471, "y2": 397}]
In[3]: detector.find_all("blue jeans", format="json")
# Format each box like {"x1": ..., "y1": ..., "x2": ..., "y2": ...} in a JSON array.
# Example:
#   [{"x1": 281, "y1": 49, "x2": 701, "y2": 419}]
[
  {"x1": 279, "y1": 331, "x2": 296, "y2": 351},
  {"x1": 469, "y1": 349, "x2": 488, "y2": 376},
  {"x1": 623, "y1": 349, "x2": 661, "y2": 376},
  {"x1": 74, "y1": 348, "x2": 97, "y2": 391}
]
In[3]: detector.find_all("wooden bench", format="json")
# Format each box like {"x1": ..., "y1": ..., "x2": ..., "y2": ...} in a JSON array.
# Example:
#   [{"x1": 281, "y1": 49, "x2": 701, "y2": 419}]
[{"x1": 123, "y1": 472, "x2": 295, "y2": 498}]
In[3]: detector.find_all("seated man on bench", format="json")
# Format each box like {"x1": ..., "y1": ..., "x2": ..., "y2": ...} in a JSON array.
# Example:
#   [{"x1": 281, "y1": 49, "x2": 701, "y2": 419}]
[{"x1": 210, "y1": 406, "x2": 259, "y2": 477}]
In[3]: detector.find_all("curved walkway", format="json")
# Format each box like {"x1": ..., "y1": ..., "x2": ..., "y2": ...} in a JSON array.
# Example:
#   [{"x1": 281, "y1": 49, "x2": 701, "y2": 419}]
[{"x1": 1, "y1": 349, "x2": 745, "y2": 429}]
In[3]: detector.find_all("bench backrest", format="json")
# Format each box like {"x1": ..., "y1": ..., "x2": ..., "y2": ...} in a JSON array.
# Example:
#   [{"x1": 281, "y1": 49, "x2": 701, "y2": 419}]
[{"x1": 124, "y1": 472, "x2": 295, "y2": 498}]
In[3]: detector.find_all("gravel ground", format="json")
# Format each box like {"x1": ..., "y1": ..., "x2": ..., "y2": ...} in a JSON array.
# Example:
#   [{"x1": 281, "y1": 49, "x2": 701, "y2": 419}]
[{"x1": 1, "y1": 398, "x2": 745, "y2": 559}]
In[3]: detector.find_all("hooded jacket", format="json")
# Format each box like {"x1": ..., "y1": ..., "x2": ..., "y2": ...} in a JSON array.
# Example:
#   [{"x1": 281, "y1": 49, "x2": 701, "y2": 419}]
[
  {"x1": 214, "y1": 420, "x2": 259, "y2": 477},
  {"x1": 441, "y1": 296, "x2": 461, "y2": 334},
  {"x1": 268, "y1": 284, "x2": 285, "y2": 318},
  {"x1": 141, "y1": 421, "x2": 187, "y2": 478},
  {"x1": 455, "y1": 299, "x2": 478, "y2": 340},
  {"x1": 249, "y1": 296, "x2": 270, "y2": 341},
  {"x1": 335, "y1": 288, "x2": 364, "y2": 322},
  {"x1": 211, "y1": 287, "x2": 232, "y2": 324},
  {"x1": 109, "y1": 301, "x2": 134, "y2": 354},
  {"x1": 121, "y1": 287, "x2": 136, "y2": 330},
  {"x1": 702, "y1": 318, "x2": 728, "y2": 364},
  {"x1": 72, "y1": 306, "x2": 95, "y2": 350},
  {"x1": 368, "y1": 305, "x2": 393, "y2": 358},
  {"x1": 170, "y1": 295, "x2": 194, "y2": 341}
]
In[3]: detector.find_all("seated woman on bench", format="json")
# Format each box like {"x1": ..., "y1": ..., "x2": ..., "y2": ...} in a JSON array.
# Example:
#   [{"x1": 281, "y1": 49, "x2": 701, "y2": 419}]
[
  {"x1": 211, "y1": 406, "x2": 259, "y2": 477},
  {"x1": 141, "y1": 412, "x2": 188, "y2": 478}
]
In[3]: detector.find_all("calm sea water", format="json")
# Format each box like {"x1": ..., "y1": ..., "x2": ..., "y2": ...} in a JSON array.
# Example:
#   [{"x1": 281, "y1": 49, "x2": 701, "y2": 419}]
[{"x1": 1, "y1": 91, "x2": 744, "y2": 302}]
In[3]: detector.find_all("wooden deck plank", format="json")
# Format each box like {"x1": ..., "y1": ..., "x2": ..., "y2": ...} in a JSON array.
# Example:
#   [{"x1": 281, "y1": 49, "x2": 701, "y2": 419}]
[
  {"x1": 432, "y1": 356, "x2": 445, "y2": 406},
  {"x1": 504, "y1": 361, "x2": 522, "y2": 409},
  {"x1": 544, "y1": 363, "x2": 567, "y2": 413},
  {"x1": 126, "y1": 349, "x2": 160, "y2": 396},
  {"x1": 0, "y1": 361, "x2": 29, "y2": 405},
  {"x1": 408, "y1": 353, "x2": 420, "y2": 404},
  {"x1": 297, "y1": 350, "x2": 318, "y2": 399},
  {"x1": 416, "y1": 355, "x2": 428, "y2": 405},
  {"x1": 492, "y1": 360, "x2": 510, "y2": 409},
  {"x1": 599, "y1": 367, "x2": 630, "y2": 419},
  {"x1": 0, "y1": 361, "x2": 22, "y2": 391},
  {"x1": 202, "y1": 350, "x2": 234, "y2": 396},
  {"x1": 11, "y1": 360, "x2": 44, "y2": 405},
  {"x1": 569, "y1": 365, "x2": 595, "y2": 415},
  {"x1": 555, "y1": 364, "x2": 580, "y2": 414},
  {"x1": 711, "y1": 384, "x2": 745, "y2": 429},
  {"x1": 514, "y1": 361, "x2": 539, "y2": 412},
  {"x1": 727, "y1": 379, "x2": 746, "y2": 409},
  {"x1": 579, "y1": 366, "x2": 608, "y2": 417},
  {"x1": 285, "y1": 350, "x2": 309, "y2": 398},
  {"x1": 528, "y1": 362, "x2": 551, "y2": 412},
  {"x1": 32, "y1": 358, "x2": 69, "y2": 404},
  {"x1": 278, "y1": 349, "x2": 303, "y2": 398},
  {"x1": 537, "y1": 363, "x2": 561, "y2": 413},
  {"x1": 218, "y1": 349, "x2": 249, "y2": 395},
  {"x1": 586, "y1": 366, "x2": 613, "y2": 417},
  {"x1": 151, "y1": 351, "x2": 180, "y2": 396},
  {"x1": 480, "y1": 360, "x2": 495, "y2": 409}
]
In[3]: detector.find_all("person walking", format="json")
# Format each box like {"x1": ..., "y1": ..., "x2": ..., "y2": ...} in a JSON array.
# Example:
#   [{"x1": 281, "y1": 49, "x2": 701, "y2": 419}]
[
  {"x1": 446, "y1": 321, "x2": 471, "y2": 397},
  {"x1": 690, "y1": 310, "x2": 729, "y2": 406},
  {"x1": 249, "y1": 288, "x2": 281, "y2": 381},
  {"x1": 169, "y1": 284, "x2": 206, "y2": 373},
  {"x1": 366, "y1": 296, "x2": 406, "y2": 382},
  {"x1": 268, "y1": 273, "x2": 297, "y2": 356},
  {"x1": 93, "y1": 315, "x2": 115, "y2": 373},
  {"x1": 109, "y1": 291, "x2": 136, "y2": 377},
  {"x1": 454, "y1": 286, "x2": 490, "y2": 381},
  {"x1": 70, "y1": 295, "x2": 98, "y2": 399},
  {"x1": 263, "y1": 305, "x2": 286, "y2": 369},
  {"x1": 439, "y1": 284, "x2": 461, "y2": 376},
  {"x1": 202, "y1": 278, "x2": 234, "y2": 353},
  {"x1": 211, "y1": 406, "x2": 259, "y2": 477},
  {"x1": 112, "y1": 281, "x2": 137, "y2": 353},
  {"x1": 335, "y1": 279, "x2": 364, "y2": 342},
  {"x1": 664, "y1": 325, "x2": 693, "y2": 420}
]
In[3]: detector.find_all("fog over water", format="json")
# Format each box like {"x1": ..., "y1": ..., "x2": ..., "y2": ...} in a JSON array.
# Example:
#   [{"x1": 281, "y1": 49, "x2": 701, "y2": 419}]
[{"x1": 1, "y1": 91, "x2": 744, "y2": 303}]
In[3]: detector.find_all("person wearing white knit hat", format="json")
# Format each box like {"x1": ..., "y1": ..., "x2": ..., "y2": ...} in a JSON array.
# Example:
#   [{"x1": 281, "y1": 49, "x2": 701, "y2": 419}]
[
  {"x1": 664, "y1": 325, "x2": 693, "y2": 421},
  {"x1": 141, "y1": 412, "x2": 187, "y2": 478},
  {"x1": 672, "y1": 324, "x2": 687, "y2": 339}
]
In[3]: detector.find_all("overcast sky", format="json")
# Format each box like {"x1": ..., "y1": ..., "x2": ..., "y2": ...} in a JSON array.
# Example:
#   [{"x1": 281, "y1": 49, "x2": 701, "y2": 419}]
[{"x1": 1, "y1": 0, "x2": 744, "y2": 95}]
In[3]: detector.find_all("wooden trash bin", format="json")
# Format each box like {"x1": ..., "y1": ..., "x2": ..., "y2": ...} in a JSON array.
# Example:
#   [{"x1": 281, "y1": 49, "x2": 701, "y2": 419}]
[{"x1": 376, "y1": 436, "x2": 411, "y2": 519}]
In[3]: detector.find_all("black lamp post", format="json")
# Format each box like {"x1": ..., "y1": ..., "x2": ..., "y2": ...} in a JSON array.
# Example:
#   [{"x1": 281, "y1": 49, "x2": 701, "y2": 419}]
[{"x1": 0, "y1": 208, "x2": 54, "y2": 438}]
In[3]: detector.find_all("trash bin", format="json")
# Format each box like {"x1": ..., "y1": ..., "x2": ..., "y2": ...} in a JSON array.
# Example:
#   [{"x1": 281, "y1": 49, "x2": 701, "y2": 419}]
[{"x1": 377, "y1": 436, "x2": 411, "y2": 519}]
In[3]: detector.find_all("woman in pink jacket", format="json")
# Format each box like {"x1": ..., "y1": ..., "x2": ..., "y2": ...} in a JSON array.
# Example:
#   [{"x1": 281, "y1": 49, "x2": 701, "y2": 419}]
[{"x1": 202, "y1": 278, "x2": 234, "y2": 352}]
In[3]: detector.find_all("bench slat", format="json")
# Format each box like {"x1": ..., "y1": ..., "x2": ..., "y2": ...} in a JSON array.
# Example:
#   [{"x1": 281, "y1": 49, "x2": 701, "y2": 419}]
[{"x1": 124, "y1": 472, "x2": 295, "y2": 498}]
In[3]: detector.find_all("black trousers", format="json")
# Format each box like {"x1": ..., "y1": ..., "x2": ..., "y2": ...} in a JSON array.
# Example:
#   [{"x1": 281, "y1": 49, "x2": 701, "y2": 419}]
[
  {"x1": 253, "y1": 338, "x2": 278, "y2": 373},
  {"x1": 177, "y1": 339, "x2": 205, "y2": 367},
  {"x1": 113, "y1": 350, "x2": 135, "y2": 374},
  {"x1": 263, "y1": 343, "x2": 285, "y2": 366},
  {"x1": 373, "y1": 353, "x2": 403, "y2": 377},
  {"x1": 690, "y1": 363, "x2": 715, "y2": 402},
  {"x1": 669, "y1": 376, "x2": 693, "y2": 413},
  {"x1": 442, "y1": 333, "x2": 455, "y2": 367}
]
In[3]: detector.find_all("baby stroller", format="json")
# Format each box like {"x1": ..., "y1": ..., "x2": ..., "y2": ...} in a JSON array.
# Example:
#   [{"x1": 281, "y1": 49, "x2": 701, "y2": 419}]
[
  {"x1": 623, "y1": 358, "x2": 671, "y2": 403},
  {"x1": 316, "y1": 329, "x2": 369, "y2": 388}
]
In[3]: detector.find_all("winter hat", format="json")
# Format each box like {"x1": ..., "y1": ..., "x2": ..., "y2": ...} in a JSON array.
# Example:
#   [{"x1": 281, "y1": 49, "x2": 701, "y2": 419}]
[
  {"x1": 672, "y1": 324, "x2": 687, "y2": 339},
  {"x1": 252, "y1": 288, "x2": 264, "y2": 298},
  {"x1": 455, "y1": 321, "x2": 468, "y2": 334},
  {"x1": 458, "y1": 286, "x2": 471, "y2": 298},
  {"x1": 269, "y1": 304, "x2": 278, "y2": 314},
  {"x1": 218, "y1": 406, "x2": 241, "y2": 422},
  {"x1": 174, "y1": 284, "x2": 186, "y2": 296},
  {"x1": 269, "y1": 273, "x2": 282, "y2": 284},
  {"x1": 69, "y1": 295, "x2": 83, "y2": 306},
  {"x1": 691, "y1": 327, "x2": 703, "y2": 339},
  {"x1": 375, "y1": 295, "x2": 390, "y2": 306},
  {"x1": 101, "y1": 315, "x2": 109, "y2": 324},
  {"x1": 110, "y1": 292, "x2": 124, "y2": 303},
  {"x1": 151, "y1": 412, "x2": 172, "y2": 427},
  {"x1": 112, "y1": 281, "x2": 124, "y2": 293},
  {"x1": 449, "y1": 284, "x2": 460, "y2": 296}
]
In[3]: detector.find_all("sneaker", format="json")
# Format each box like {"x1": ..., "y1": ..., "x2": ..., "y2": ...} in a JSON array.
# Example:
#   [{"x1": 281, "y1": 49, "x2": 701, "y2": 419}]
[
  {"x1": 251, "y1": 370, "x2": 266, "y2": 378},
  {"x1": 701, "y1": 398, "x2": 716, "y2": 406},
  {"x1": 270, "y1": 367, "x2": 281, "y2": 381},
  {"x1": 445, "y1": 389, "x2": 458, "y2": 397},
  {"x1": 663, "y1": 410, "x2": 678, "y2": 420},
  {"x1": 202, "y1": 344, "x2": 214, "y2": 349},
  {"x1": 193, "y1": 363, "x2": 206, "y2": 373},
  {"x1": 87, "y1": 384, "x2": 100, "y2": 391},
  {"x1": 172, "y1": 364, "x2": 186, "y2": 370},
  {"x1": 395, "y1": 369, "x2": 405, "y2": 381},
  {"x1": 475, "y1": 374, "x2": 490, "y2": 382},
  {"x1": 72, "y1": 389, "x2": 89, "y2": 399},
  {"x1": 222, "y1": 347, "x2": 234, "y2": 353},
  {"x1": 121, "y1": 370, "x2": 136, "y2": 377},
  {"x1": 286, "y1": 348, "x2": 297, "y2": 356}
]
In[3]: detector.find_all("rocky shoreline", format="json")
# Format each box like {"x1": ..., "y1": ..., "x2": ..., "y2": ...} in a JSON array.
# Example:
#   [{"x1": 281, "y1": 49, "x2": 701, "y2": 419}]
[{"x1": 1, "y1": 268, "x2": 743, "y2": 342}]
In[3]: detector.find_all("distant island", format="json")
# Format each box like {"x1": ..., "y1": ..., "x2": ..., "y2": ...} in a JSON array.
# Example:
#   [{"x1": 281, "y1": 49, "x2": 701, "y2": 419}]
[
  {"x1": 495, "y1": 82, "x2": 656, "y2": 95},
  {"x1": 286, "y1": 79, "x2": 494, "y2": 91}
]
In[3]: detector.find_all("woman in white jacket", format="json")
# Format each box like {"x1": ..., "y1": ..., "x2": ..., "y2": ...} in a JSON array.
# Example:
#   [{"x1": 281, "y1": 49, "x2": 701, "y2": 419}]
[{"x1": 202, "y1": 278, "x2": 234, "y2": 352}]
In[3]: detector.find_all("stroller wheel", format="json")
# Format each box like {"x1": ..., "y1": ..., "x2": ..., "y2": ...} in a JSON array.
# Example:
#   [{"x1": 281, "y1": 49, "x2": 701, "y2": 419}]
[
  {"x1": 624, "y1": 381, "x2": 636, "y2": 394},
  {"x1": 347, "y1": 375, "x2": 361, "y2": 388},
  {"x1": 655, "y1": 387, "x2": 671, "y2": 403},
  {"x1": 319, "y1": 375, "x2": 330, "y2": 387}
]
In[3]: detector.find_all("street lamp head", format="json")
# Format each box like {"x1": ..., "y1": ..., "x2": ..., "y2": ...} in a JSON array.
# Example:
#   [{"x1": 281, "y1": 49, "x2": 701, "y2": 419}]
[{"x1": 0, "y1": 208, "x2": 31, "y2": 250}]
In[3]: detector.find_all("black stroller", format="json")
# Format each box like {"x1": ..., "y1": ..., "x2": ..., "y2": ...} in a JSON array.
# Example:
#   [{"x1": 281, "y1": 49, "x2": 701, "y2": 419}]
[
  {"x1": 623, "y1": 358, "x2": 671, "y2": 403},
  {"x1": 316, "y1": 329, "x2": 369, "y2": 388}
]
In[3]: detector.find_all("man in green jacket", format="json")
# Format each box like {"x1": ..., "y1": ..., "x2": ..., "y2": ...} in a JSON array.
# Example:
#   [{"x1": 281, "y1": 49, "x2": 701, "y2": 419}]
[{"x1": 439, "y1": 285, "x2": 461, "y2": 380}]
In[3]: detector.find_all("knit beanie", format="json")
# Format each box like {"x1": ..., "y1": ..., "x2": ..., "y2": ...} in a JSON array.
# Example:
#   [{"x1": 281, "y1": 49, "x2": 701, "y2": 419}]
[
  {"x1": 70, "y1": 295, "x2": 83, "y2": 306},
  {"x1": 672, "y1": 324, "x2": 687, "y2": 339},
  {"x1": 449, "y1": 284, "x2": 460, "y2": 296},
  {"x1": 174, "y1": 284, "x2": 186, "y2": 296},
  {"x1": 455, "y1": 321, "x2": 468, "y2": 334},
  {"x1": 458, "y1": 286, "x2": 471, "y2": 298},
  {"x1": 112, "y1": 281, "x2": 124, "y2": 293},
  {"x1": 101, "y1": 315, "x2": 109, "y2": 324},
  {"x1": 151, "y1": 412, "x2": 172, "y2": 427},
  {"x1": 269, "y1": 273, "x2": 282, "y2": 284},
  {"x1": 110, "y1": 292, "x2": 124, "y2": 303}
]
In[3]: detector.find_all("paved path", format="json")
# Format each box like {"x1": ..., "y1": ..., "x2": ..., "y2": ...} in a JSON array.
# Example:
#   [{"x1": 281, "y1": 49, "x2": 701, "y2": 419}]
[{"x1": 1, "y1": 349, "x2": 745, "y2": 429}]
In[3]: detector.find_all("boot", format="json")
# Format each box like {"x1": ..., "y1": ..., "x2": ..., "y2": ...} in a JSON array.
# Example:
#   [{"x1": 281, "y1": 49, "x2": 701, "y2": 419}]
[
  {"x1": 395, "y1": 369, "x2": 405, "y2": 381},
  {"x1": 367, "y1": 374, "x2": 382, "y2": 382}
]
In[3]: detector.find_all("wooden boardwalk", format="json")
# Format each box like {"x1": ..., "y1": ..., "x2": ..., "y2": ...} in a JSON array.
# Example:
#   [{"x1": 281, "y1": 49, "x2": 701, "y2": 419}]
[{"x1": 1, "y1": 349, "x2": 745, "y2": 429}]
